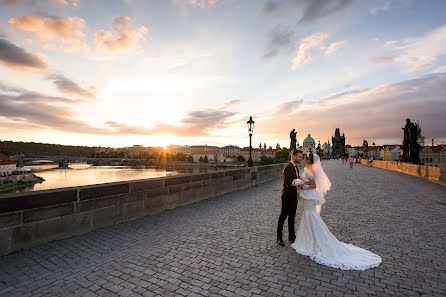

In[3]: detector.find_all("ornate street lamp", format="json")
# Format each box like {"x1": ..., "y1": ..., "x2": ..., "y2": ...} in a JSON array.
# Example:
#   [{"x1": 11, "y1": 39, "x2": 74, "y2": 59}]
[{"x1": 247, "y1": 116, "x2": 255, "y2": 167}]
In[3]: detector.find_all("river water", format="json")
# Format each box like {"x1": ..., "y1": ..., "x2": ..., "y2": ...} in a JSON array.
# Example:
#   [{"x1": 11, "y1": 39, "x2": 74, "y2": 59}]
[{"x1": 16, "y1": 163, "x2": 223, "y2": 193}]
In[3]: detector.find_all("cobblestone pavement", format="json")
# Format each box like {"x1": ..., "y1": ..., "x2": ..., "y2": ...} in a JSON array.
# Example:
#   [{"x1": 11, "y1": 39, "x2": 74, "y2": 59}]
[{"x1": 1, "y1": 161, "x2": 445, "y2": 297}]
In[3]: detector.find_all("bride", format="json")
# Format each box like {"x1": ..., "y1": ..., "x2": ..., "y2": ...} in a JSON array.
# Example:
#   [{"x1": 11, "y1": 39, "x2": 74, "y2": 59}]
[{"x1": 291, "y1": 153, "x2": 382, "y2": 270}]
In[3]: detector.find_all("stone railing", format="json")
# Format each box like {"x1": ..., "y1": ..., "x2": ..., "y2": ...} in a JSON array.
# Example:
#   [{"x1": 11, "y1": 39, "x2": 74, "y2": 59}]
[
  {"x1": 0, "y1": 164, "x2": 285, "y2": 256},
  {"x1": 359, "y1": 159, "x2": 446, "y2": 185}
]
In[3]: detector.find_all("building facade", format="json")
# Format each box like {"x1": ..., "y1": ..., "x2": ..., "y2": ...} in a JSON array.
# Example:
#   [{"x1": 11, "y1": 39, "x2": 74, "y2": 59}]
[
  {"x1": 420, "y1": 145, "x2": 446, "y2": 168},
  {"x1": 166, "y1": 145, "x2": 192, "y2": 156},
  {"x1": 240, "y1": 147, "x2": 277, "y2": 162},
  {"x1": 346, "y1": 145, "x2": 383, "y2": 159},
  {"x1": 190, "y1": 145, "x2": 220, "y2": 162},
  {"x1": 346, "y1": 145, "x2": 359, "y2": 158},
  {"x1": 220, "y1": 145, "x2": 241, "y2": 157},
  {"x1": 0, "y1": 153, "x2": 16, "y2": 177},
  {"x1": 125, "y1": 145, "x2": 164, "y2": 156},
  {"x1": 331, "y1": 128, "x2": 345, "y2": 158},
  {"x1": 383, "y1": 145, "x2": 401, "y2": 161},
  {"x1": 166, "y1": 144, "x2": 242, "y2": 163}
]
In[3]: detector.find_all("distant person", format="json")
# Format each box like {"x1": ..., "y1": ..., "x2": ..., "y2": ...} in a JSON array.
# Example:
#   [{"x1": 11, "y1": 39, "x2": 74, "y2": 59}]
[{"x1": 349, "y1": 156, "x2": 354, "y2": 168}]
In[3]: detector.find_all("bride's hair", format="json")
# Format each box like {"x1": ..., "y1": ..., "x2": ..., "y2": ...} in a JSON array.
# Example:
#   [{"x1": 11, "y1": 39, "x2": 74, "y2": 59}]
[{"x1": 304, "y1": 153, "x2": 314, "y2": 164}]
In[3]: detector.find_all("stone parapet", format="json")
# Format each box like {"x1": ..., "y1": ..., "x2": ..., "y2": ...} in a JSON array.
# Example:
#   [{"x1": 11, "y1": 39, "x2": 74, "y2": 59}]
[
  {"x1": 0, "y1": 164, "x2": 285, "y2": 256},
  {"x1": 359, "y1": 159, "x2": 446, "y2": 185}
]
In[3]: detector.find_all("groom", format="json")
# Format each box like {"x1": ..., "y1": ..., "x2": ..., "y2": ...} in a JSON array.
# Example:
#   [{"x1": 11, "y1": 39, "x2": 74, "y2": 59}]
[{"x1": 277, "y1": 149, "x2": 303, "y2": 246}]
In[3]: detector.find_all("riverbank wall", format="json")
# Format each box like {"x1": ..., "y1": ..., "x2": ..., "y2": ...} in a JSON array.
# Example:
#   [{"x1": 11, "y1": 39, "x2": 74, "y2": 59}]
[{"x1": 0, "y1": 164, "x2": 285, "y2": 256}]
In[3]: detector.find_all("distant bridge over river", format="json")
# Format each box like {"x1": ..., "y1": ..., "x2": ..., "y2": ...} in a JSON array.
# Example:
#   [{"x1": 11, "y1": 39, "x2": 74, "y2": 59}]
[{"x1": 16, "y1": 156, "x2": 149, "y2": 168}]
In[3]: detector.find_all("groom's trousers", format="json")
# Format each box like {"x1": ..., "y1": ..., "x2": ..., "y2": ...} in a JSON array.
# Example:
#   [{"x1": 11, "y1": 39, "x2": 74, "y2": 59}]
[{"x1": 277, "y1": 199, "x2": 297, "y2": 241}]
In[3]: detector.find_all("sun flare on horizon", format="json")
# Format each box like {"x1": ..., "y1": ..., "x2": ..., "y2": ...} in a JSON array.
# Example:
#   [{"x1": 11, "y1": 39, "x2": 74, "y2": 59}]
[{"x1": 0, "y1": 0, "x2": 445, "y2": 147}]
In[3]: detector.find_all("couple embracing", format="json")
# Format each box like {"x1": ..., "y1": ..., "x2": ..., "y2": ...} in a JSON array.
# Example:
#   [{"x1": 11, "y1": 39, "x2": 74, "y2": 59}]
[{"x1": 277, "y1": 149, "x2": 382, "y2": 271}]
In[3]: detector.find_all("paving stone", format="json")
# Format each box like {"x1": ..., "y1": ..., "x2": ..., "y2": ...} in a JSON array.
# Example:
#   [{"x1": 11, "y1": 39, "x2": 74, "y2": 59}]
[{"x1": 0, "y1": 161, "x2": 445, "y2": 296}]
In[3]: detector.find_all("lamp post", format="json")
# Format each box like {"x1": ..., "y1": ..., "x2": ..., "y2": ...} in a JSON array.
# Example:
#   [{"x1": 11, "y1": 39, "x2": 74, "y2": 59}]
[{"x1": 247, "y1": 116, "x2": 255, "y2": 167}]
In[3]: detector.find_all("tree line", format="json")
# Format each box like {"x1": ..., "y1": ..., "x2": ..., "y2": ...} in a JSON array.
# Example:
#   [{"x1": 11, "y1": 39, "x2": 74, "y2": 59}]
[
  {"x1": 1, "y1": 141, "x2": 96, "y2": 157},
  {"x1": 257, "y1": 148, "x2": 290, "y2": 165},
  {"x1": 1, "y1": 141, "x2": 291, "y2": 165}
]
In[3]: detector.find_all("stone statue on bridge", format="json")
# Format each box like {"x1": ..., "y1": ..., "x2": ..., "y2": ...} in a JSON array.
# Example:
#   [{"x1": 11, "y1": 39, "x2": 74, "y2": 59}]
[
  {"x1": 289, "y1": 129, "x2": 297, "y2": 150},
  {"x1": 363, "y1": 140, "x2": 369, "y2": 158},
  {"x1": 402, "y1": 119, "x2": 420, "y2": 163}
]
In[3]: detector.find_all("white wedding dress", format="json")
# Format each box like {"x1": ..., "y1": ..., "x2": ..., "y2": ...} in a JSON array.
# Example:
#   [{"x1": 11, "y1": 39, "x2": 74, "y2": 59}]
[{"x1": 291, "y1": 165, "x2": 382, "y2": 271}]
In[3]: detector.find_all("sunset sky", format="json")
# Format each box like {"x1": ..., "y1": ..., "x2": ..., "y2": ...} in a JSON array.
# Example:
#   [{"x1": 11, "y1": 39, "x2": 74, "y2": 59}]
[{"x1": 1, "y1": 0, "x2": 446, "y2": 149}]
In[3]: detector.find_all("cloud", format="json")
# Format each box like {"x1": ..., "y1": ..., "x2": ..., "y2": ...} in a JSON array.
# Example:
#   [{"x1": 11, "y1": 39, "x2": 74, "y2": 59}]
[
  {"x1": 383, "y1": 40, "x2": 397, "y2": 48},
  {"x1": 261, "y1": 0, "x2": 282, "y2": 15},
  {"x1": 316, "y1": 88, "x2": 370, "y2": 106},
  {"x1": 8, "y1": 14, "x2": 89, "y2": 53},
  {"x1": 0, "y1": 82, "x2": 238, "y2": 137},
  {"x1": 50, "y1": 0, "x2": 80, "y2": 7},
  {"x1": 105, "y1": 108, "x2": 238, "y2": 137},
  {"x1": 369, "y1": 56, "x2": 394, "y2": 66},
  {"x1": 148, "y1": 109, "x2": 238, "y2": 137},
  {"x1": 370, "y1": 1, "x2": 391, "y2": 15},
  {"x1": 1, "y1": 0, "x2": 79, "y2": 6},
  {"x1": 297, "y1": 0, "x2": 354, "y2": 24},
  {"x1": 291, "y1": 32, "x2": 328, "y2": 69},
  {"x1": 0, "y1": 81, "x2": 28, "y2": 93},
  {"x1": 409, "y1": 64, "x2": 432, "y2": 72},
  {"x1": 394, "y1": 24, "x2": 446, "y2": 72},
  {"x1": 0, "y1": 84, "x2": 140, "y2": 135},
  {"x1": 0, "y1": 38, "x2": 48, "y2": 71},
  {"x1": 261, "y1": 0, "x2": 354, "y2": 24},
  {"x1": 433, "y1": 64, "x2": 446, "y2": 73},
  {"x1": 94, "y1": 16, "x2": 148, "y2": 53},
  {"x1": 274, "y1": 99, "x2": 303, "y2": 115},
  {"x1": 173, "y1": 0, "x2": 218, "y2": 8},
  {"x1": 222, "y1": 99, "x2": 241, "y2": 109},
  {"x1": 1, "y1": 0, "x2": 26, "y2": 5},
  {"x1": 24, "y1": 38, "x2": 57, "y2": 50},
  {"x1": 261, "y1": 73, "x2": 446, "y2": 145},
  {"x1": 290, "y1": 33, "x2": 346, "y2": 69},
  {"x1": 46, "y1": 73, "x2": 98, "y2": 99},
  {"x1": 104, "y1": 121, "x2": 150, "y2": 134},
  {"x1": 325, "y1": 40, "x2": 346, "y2": 55},
  {"x1": 262, "y1": 25, "x2": 296, "y2": 60},
  {"x1": 0, "y1": 84, "x2": 104, "y2": 135}
]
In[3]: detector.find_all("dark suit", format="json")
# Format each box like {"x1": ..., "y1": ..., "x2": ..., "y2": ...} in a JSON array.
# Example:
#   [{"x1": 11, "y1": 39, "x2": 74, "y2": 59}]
[{"x1": 277, "y1": 162, "x2": 300, "y2": 241}]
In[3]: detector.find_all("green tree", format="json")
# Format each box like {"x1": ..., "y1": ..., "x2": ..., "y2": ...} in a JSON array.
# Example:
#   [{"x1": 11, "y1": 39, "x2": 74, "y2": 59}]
[
  {"x1": 187, "y1": 155, "x2": 194, "y2": 162},
  {"x1": 199, "y1": 156, "x2": 204, "y2": 162},
  {"x1": 259, "y1": 155, "x2": 275, "y2": 165},
  {"x1": 175, "y1": 153, "x2": 187, "y2": 161},
  {"x1": 237, "y1": 155, "x2": 245, "y2": 162},
  {"x1": 203, "y1": 155, "x2": 209, "y2": 163},
  {"x1": 275, "y1": 148, "x2": 290, "y2": 163}
]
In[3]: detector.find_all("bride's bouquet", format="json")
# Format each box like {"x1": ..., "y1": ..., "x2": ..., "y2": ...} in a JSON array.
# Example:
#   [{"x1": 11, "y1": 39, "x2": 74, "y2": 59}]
[{"x1": 292, "y1": 178, "x2": 305, "y2": 199}]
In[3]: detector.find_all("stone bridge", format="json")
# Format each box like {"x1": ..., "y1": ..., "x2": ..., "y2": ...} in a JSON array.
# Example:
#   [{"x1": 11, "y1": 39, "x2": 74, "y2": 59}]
[
  {"x1": 1, "y1": 161, "x2": 445, "y2": 297},
  {"x1": 17, "y1": 157, "x2": 137, "y2": 168}
]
